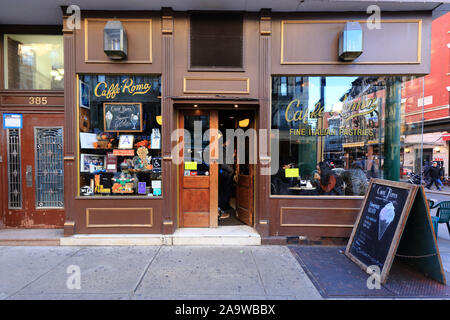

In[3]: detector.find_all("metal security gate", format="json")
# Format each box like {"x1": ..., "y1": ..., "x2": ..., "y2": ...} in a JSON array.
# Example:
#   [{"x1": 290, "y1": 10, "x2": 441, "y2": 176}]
[
  {"x1": 7, "y1": 128, "x2": 22, "y2": 209},
  {"x1": 34, "y1": 127, "x2": 64, "y2": 208}
]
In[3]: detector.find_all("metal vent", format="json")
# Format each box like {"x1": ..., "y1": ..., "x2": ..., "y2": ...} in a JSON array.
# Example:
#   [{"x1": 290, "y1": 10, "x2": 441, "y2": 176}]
[{"x1": 35, "y1": 127, "x2": 64, "y2": 208}]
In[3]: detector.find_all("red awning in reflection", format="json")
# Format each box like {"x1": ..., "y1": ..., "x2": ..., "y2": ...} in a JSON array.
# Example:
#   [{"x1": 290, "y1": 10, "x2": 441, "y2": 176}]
[{"x1": 443, "y1": 133, "x2": 450, "y2": 141}]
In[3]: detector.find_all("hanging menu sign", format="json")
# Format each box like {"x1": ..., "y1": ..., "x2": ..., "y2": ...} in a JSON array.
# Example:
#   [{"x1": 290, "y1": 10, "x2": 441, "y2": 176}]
[{"x1": 345, "y1": 179, "x2": 446, "y2": 284}]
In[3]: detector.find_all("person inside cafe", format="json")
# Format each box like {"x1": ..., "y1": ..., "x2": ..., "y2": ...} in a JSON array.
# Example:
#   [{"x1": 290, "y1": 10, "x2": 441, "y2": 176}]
[
  {"x1": 218, "y1": 137, "x2": 235, "y2": 219},
  {"x1": 312, "y1": 161, "x2": 344, "y2": 195},
  {"x1": 271, "y1": 158, "x2": 296, "y2": 195}
]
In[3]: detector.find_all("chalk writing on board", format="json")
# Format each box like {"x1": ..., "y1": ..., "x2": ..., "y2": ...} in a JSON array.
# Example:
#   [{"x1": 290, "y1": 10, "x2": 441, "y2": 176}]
[{"x1": 103, "y1": 103, "x2": 142, "y2": 132}]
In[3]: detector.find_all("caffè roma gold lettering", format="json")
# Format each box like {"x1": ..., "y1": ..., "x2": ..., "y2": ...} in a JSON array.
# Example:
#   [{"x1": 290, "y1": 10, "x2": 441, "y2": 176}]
[
  {"x1": 94, "y1": 78, "x2": 151, "y2": 99},
  {"x1": 284, "y1": 96, "x2": 378, "y2": 124},
  {"x1": 285, "y1": 100, "x2": 324, "y2": 123}
]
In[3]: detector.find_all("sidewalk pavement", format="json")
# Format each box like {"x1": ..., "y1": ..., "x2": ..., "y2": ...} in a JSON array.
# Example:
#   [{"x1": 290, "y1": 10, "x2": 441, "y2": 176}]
[
  {"x1": 0, "y1": 241, "x2": 448, "y2": 300},
  {"x1": 423, "y1": 185, "x2": 450, "y2": 196},
  {"x1": 0, "y1": 228, "x2": 448, "y2": 300},
  {"x1": 0, "y1": 245, "x2": 322, "y2": 300}
]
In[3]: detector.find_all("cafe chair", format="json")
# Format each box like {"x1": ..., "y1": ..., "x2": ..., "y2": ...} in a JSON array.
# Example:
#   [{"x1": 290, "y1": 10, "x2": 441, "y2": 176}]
[
  {"x1": 427, "y1": 199, "x2": 437, "y2": 209},
  {"x1": 433, "y1": 201, "x2": 450, "y2": 236}
]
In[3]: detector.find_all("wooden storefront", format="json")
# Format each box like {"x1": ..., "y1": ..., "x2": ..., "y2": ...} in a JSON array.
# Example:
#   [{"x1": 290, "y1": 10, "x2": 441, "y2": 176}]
[{"x1": 0, "y1": 8, "x2": 432, "y2": 242}]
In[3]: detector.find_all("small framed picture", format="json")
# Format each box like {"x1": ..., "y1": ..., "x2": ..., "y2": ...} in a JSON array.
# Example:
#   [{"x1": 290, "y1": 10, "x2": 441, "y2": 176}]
[
  {"x1": 80, "y1": 154, "x2": 106, "y2": 173},
  {"x1": 79, "y1": 81, "x2": 90, "y2": 109},
  {"x1": 138, "y1": 182, "x2": 147, "y2": 195},
  {"x1": 118, "y1": 134, "x2": 134, "y2": 149}
]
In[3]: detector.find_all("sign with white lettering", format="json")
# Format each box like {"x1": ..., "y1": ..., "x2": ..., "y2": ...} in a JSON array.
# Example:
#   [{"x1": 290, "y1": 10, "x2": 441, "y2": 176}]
[
  {"x1": 345, "y1": 179, "x2": 446, "y2": 284},
  {"x1": 103, "y1": 102, "x2": 142, "y2": 132},
  {"x1": 3, "y1": 114, "x2": 22, "y2": 129}
]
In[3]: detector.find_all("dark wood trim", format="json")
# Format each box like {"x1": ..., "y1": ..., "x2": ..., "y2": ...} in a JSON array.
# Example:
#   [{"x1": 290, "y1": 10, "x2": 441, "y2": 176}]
[
  {"x1": 162, "y1": 7, "x2": 175, "y2": 233},
  {"x1": 0, "y1": 115, "x2": 5, "y2": 227},
  {"x1": 63, "y1": 19, "x2": 76, "y2": 235},
  {"x1": 0, "y1": 31, "x2": 4, "y2": 90},
  {"x1": 256, "y1": 9, "x2": 271, "y2": 237},
  {"x1": 0, "y1": 25, "x2": 63, "y2": 35}
]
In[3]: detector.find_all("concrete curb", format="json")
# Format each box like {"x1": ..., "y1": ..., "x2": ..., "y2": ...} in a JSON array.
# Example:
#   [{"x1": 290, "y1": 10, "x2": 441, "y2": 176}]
[{"x1": 426, "y1": 190, "x2": 450, "y2": 196}]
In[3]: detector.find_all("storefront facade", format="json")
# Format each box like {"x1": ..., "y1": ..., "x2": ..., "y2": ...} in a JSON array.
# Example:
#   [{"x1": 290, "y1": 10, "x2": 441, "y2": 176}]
[{"x1": 0, "y1": 2, "x2": 440, "y2": 242}]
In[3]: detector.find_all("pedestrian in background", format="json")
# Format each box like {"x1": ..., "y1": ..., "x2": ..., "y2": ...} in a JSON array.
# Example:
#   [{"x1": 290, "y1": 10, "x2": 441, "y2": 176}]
[
  {"x1": 423, "y1": 161, "x2": 431, "y2": 185},
  {"x1": 426, "y1": 161, "x2": 442, "y2": 191}
]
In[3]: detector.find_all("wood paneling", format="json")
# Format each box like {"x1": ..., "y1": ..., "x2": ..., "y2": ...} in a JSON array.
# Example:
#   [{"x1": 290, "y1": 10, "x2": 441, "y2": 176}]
[
  {"x1": 270, "y1": 197, "x2": 364, "y2": 237},
  {"x1": 183, "y1": 211, "x2": 210, "y2": 228},
  {"x1": 280, "y1": 207, "x2": 358, "y2": 227},
  {"x1": 183, "y1": 77, "x2": 250, "y2": 94},
  {"x1": 272, "y1": 11, "x2": 432, "y2": 75},
  {"x1": 173, "y1": 12, "x2": 260, "y2": 98},
  {"x1": 1, "y1": 94, "x2": 64, "y2": 107},
  {"x1": 75, "y1": 198, "x2": 163, "y2": 233},
  {"x1": 74, "y1": 13, "x2": 162, "y2": 74},
  {"x1": 86, "y1": 208, "x2": 153, "y2": 228},
  {"x1": 85, "y1": 19, "x2": 152, "y2": 64},
  {"x1": 183, "y1": 176, "x2": 209, "y2": 188},
  {"x1": 281, "y1": 20, "x2": 421, "y2": 65}
]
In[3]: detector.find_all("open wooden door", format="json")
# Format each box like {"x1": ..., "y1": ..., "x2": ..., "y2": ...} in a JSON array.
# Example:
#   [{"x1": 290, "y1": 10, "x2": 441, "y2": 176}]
[
  {"x1": 235, "y1": 115, "x2": 255, "y2": 226},
  {"x1": 178, "y1": 110, "x2": 218, "y2": 227}
]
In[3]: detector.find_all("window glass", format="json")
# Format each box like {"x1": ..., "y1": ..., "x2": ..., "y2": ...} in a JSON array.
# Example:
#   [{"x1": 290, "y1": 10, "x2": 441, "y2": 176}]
[
  {"x1": 78, "y1": 75, "x2": 162, "y2": 197},
  {"x1": 4, "y1": 34, "x2": 64, "y2": 90},
  {"x1": 271, "y1": 76, "x2": 424, "y2": 196}
]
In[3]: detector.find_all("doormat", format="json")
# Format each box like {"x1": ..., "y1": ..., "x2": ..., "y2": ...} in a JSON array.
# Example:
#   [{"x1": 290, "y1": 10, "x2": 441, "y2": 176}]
[{"x1": 289, "y1": 246, "x2": 450, "y2": 299}]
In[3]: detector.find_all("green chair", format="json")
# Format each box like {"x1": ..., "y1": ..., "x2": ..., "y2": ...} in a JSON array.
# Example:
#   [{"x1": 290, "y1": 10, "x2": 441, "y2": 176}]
[
  {"x1": 434, "y1": 201, "x2": 450, "y2": 236},
  {"x1": 428, "y1": 199, "x2": 437, "y2": 209}
]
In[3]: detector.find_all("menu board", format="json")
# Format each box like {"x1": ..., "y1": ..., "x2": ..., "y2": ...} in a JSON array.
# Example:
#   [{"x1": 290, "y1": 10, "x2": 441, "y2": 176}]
[
  {"x1": 103, "y1": 102, "x2": 142, "y2": 132},
  {"x1": 345, "y1": 179, "x2": 415, "y2": 283}
]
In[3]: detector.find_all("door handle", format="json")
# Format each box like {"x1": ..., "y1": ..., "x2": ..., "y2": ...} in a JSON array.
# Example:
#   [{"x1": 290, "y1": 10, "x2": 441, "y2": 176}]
[{"x1": 26, "y1": 165, "x2": 33, "y2": 187}]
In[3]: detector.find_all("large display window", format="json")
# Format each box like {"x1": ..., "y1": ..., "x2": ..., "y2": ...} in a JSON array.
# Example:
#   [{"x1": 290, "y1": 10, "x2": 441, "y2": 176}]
[
  {"x1": 271, "y1": 76, "x2": 424, "y2": 196},
  {"x1": 77, "y1": 75, "x2": 162, "y2": 197}
]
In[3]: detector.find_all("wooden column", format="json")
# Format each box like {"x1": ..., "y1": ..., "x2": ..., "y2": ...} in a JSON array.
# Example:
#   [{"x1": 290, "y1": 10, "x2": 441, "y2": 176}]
[
  {"x1": 257, "y1": 9, "x2": 272, "y2": 237},
  {"x1": 0, "y1": 33, "x2": 4, "y2": 228},
  {"x1": 62, "y1": 16, "x2": 76, "y2": 236},
  {"x1": 161, "y1": 8, "x2": 175, "y2": 234}
]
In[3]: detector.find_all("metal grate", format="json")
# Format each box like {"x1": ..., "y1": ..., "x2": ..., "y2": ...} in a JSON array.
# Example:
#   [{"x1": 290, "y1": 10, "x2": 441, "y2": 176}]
[
  {"x1": 35, "y1": 127, "x2": 64, "y2": 208},
  {"x1": 7, "y1": 129, "x2": 22, "y2": 209}
]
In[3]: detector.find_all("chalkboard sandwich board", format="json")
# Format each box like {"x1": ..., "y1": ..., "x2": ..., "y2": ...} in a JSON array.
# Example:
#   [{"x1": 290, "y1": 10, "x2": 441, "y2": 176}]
[
  {"x1": 103, "y1": 102, "x2": 143, "y2": 132},
  {"x1": 345, "y1": 179, "x2": 446, "y2": 285}
]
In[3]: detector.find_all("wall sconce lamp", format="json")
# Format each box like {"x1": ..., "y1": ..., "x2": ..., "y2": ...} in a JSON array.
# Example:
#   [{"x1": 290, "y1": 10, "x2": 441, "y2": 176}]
[
  {"x1": 338, "y1": 22, "x2": 363, "y2": 61},
  {"x1": 239, "y1": 118, "x2": 250, "y2": 128},
  {"x1": 104, "y1": 20, "x2": 128, "y2": 60},
  {"x1": 434, "y1": 147, "x2": 441, "y2": 153},
  {"x1": 156, "y1": 115, "x2": 162, "y2": 126}
]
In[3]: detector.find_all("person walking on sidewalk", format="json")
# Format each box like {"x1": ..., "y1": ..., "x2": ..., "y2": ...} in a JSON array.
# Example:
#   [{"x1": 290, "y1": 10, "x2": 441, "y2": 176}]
[{"x1": 426, "y1": 162, "x2": 442, "y2": 191}]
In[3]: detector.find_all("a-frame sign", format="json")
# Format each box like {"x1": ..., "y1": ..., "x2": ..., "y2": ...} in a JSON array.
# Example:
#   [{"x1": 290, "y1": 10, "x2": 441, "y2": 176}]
[{"x1": 345, "y1": 179, "x2": 446, "y2": 285}]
